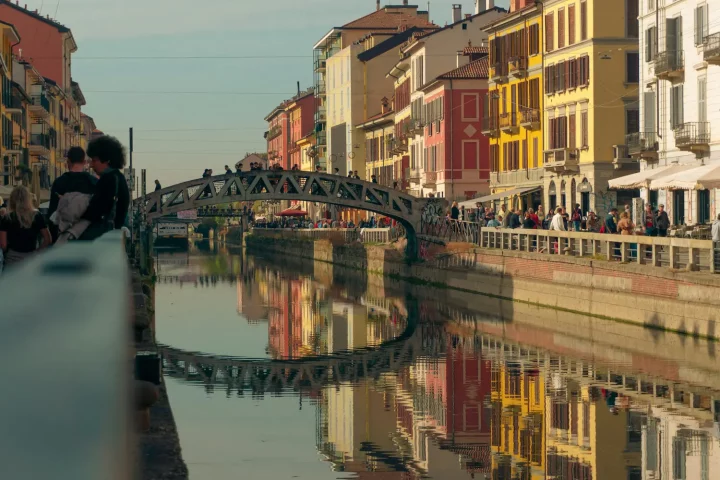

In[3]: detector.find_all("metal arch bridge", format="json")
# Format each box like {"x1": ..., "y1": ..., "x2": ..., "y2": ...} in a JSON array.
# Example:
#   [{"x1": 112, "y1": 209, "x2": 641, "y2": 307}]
[
  {"x1": 141, "y1": 171, "x2": 448, "y2": 258},
  {"x1": 160, "y1": 322, "x2": 445, "y2": 394}
]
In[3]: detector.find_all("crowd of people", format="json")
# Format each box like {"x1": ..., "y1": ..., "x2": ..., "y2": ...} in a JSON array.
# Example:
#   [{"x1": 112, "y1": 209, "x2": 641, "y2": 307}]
[
  {"x1": 447, "y1": 201, "x2": 720, "y2": 241},
  {"x1": 0, "y1": 135, "x2": 131, "y2": 273}
]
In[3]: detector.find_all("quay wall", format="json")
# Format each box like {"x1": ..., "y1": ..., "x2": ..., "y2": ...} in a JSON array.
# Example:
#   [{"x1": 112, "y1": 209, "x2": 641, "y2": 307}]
[{"x1": 244, "y1": 234, "x2": 720, "y2": 341}]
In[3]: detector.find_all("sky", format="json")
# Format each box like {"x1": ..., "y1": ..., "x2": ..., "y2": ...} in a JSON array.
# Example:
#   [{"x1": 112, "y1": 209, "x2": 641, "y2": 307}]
[{"x1": 17, "y1": 0, "x2": 510, "y2": 190}]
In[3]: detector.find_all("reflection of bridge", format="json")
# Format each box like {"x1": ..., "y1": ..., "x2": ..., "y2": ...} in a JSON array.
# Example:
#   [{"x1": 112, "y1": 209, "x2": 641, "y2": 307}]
[
  {"x1": 161, "y1": 311, "x2": 442, "y2": 393},
  {"x1": 142, "y1": 171, "x2": 446, "y2": 258}
]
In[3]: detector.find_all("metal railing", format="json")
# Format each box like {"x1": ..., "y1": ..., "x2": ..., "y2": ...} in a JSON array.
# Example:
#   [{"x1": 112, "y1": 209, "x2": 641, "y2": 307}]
[
  {"x1": 490, "y1": 61, "x2": 508, "y2": 81},
  {"x1": 0, "y1": 231, "x2": 132, "y2": 478},
  {"x1": 480, "y1": 228, "x2": 718, "y2": 273},
  {"x1": 30, "y1": 94, "x2": 50, "y2": 112},
  {"x1": 422, "y1": 171, "x2": 437, "y2": 186},
  {"x1": 519, "y1": 108, "x2": 540, "y2": 127},
  {"x1": 702, "y1": 32, "x2": 720, "y2": 61},
  {"x1": 674, "y1": 122, "x2": 711, "y2": 148},
  {"x1": 29, "y1": 133, "x2": 50, "y2": 148},
  {"x1": 481, "y1": 116, "x2": 499, "y2": 135},
  {"x1": 543, "y1": 148, "x2": 580, "y2": 167},
  {"x1": 626, "y1": 132, "x2": 659, "y2": 155},
  {"x1": 654, "y1": 50, "x2": 684, "y2": 77},
  {"x1": 508, "y1": 56, "x2": 527, "y2": 76},
  {"x1": 421, "y1": 218, "x2": 481, "y2": 244},
  {"x1": 499, "y1": 112, "x2": 518, "y2": 131},
  {"x1": 251, "y1": 227, "x2": 401, "y2": 244}
]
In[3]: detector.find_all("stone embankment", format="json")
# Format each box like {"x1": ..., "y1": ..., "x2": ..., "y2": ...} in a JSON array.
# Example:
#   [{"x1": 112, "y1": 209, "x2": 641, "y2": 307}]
[{"x1": 245, "y1": 234, "x2": 720, "y2": 340}]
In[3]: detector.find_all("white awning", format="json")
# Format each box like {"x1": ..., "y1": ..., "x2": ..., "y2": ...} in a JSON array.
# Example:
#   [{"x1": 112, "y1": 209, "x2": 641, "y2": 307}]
[
  {"x1": 459, "y1": 186, "x2": 540, "y2": 208},
  {"x1": 608, "y1": 165, "x2": 687, "y2": 189},
  {"x1": 651, "y1": 163, "x2": 720, "y2": 190}
]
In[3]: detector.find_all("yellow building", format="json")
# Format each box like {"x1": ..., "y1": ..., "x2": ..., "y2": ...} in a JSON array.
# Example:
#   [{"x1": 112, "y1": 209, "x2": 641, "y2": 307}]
[
  {"x1": 356, "y1": 102, "x2": 394, "y2": 185},
  {"x1": 541, "y1": 0, "x2": 639, "y2": 216},
  {"x1": 0, "y1": 21, "x2": 20, "y2": 195},
  {"x1": 490, "y1": 362, "x2": 546, "y2": 480},
  {"x1": 387, "y1": 62, "x2": 412, "y2": 194},
  {"x1": 483, "y1": 2, "x2": 544, "y2": 211}
]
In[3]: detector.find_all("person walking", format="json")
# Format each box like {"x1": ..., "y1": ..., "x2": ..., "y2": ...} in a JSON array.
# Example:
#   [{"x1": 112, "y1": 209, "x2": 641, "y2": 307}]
[
  {"x1": 656, "y1": 204, "x2": 670, "y2": 237},
  {"x1": 643, "y1": 204, "x2": 657, "y2": 236},
  {"x1": 0, "y1": 185, "x2": 51, "y2": 267},
  {"x1": 571, "y1": 204, "x2": 583, "y2": 232},
  {"x1": 549, "y1": 207, "x2": 566, "y2": 231},
  {"x1": 528, "y1": 208, "x2": 540, "y2": 229},
  {"x1": 80, "y1": 135, "x2": 131, "y2": 240},
  {"x1": 450, "y1": 201, "x2": 460, "y2": 220},
  {"x1": 154, "y1": 179, "x2": 162, "y2": 191},
  {"x1": 509, "y1": 209, "x2": 522, "y2": 229},
  {"x1": 605, "y1": 208, "x2": 618, "y2": 234},
  {"x1": 47, "y1": 146, "x2": 97, "y2": 243},
  {"x1": 225, "y1": 165, "x2": 233, "y2": 175}
]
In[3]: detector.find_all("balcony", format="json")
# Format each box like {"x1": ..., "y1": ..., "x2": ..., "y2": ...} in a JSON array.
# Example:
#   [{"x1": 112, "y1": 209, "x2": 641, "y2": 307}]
[
  {"x1": 626, "y1": 132, "x2": 658, "y2": 160},
  {"x1": 316, "y1": 106, "x2": 327, "y2": 122},
  {"x1": 490, "y1": 62, "x2": 508, "y2": 84},
  {"x1": 422, "y1": 171, "x2": 437, "y2": 188},
  {"x1": 508, "y1": 56, "x2": 527, "y2": 78},
  {"x1": 611, "y1": 145, "x2": 636, "y2": 169},
  {"x1": 519, "y1": 108, "x2": 540, "y2": 130},
  {"x1": 7, "y1": 136, "x2": 23, "y2": 155},
  {"x1": 405, "y1": 167, "x2": 420, "y2": 183},
  {"x1": 266, "y1": 125, "x2": 282, "y2": 141},
  {"x1": 654, "y1": 50, "x2": 684, "y2": 80},
  {"x1": 314, "y1": 58, "x2": 327, "y2": 72},
  {"x1": 29, "y1": 94, "x2": 50, "y2": 118},
  {"x1": 499, "y1": 112, "x2": 519, "y2": 134},
  {"x1": 316, "y1": 83, "x2": 327, "y2": 96},
  {"x1": 316, "y1": 132, "x2": 327, "y2": 147},
  {"x1": 29, "y1": 133, "x2": 50, "y2": 155},
  {"x1": 481, "y1": 117, "x2": 499, "y2": 138},
  {"x1": 703, "y1": 32, "x2": 720, "y2": 65},
  {"x1": 674, "y1": 122, "x2": 710, "y2": 152},
  {"x1": 543, "y1": 148, "x2": 580, "y2": 174},
  {"x1": 5, "y1": 95, "x2": 23, "y2": 114},
  {"x1": 408, "y1": 119, "x2": 424, "y2": 134}
]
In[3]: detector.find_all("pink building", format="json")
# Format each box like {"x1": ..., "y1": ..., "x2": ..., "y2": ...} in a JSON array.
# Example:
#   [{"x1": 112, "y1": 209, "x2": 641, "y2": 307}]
[
  {"x1": 420, "y1": 57, "x2": 491, "y2": 200},
  {"x1": 287, "y1": 89, "x2": 315, "y2": 170},
  {"x1": 265, "y1": 101, "x2": 290, "y2": 170}
]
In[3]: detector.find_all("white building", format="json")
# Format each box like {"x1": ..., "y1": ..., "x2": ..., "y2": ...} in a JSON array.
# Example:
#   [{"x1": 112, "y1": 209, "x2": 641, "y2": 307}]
[{"x1": 613, "y1": 0, "x2": 720, "y2": 226}]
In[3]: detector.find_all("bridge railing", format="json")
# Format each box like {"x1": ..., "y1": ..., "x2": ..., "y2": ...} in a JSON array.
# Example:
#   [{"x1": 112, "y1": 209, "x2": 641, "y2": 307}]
[
  {"x1": 480, "y1": 227, "x2": 718, "y2": 273},
  {"x1": 421, "y1": 217, "x2": 481, "y2": 244},
  {"x1": 251, "y1": 227, "x2": 402, "y2": 245},
  {"x1": 0, "y1": 231, "x2": 132, "y2": 479}
]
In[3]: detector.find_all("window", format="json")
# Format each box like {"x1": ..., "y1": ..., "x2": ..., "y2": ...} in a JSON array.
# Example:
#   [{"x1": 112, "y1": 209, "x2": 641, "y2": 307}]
[
  {"x1": 627, "y1": 0, "x2": 639, "y2": 38},
  {"x1": 545, "y1": 13, "x2": 555, "y2": 52},
  {"x1": 673, "y1": 438, "x2": 687, "y2": 480},
  {"x1": 698, "y1": 189, "x2": 711, "y2": 224},
  {"x1": 578, "y1": 55, "x2": 590, "y2": 86},
  {"x1": 490, "y1": 144, "x2": 499, "y2": 172},
  {"x1": 529, "y1": 23, "x2": 540, "y2": 55},
  {"x1": 568, "y1": 4, "x2": 576, "y2": 45},
  {"x1": 529, "y1": 78, "x2": 540, "y2": 109},
  {"x1": 695, "y1": 4, "x2": 709, "y2": 45},
  {"x1": 581, "y1": 110, "x2": 589, "y2": 147},
  {"x1": 557, "y1": 60, "x2": 566, "y2": 91},
  {"x1": 569, "y1": 112, "x2": 576, "y2": 147},
  {"x1": 568, "y1": 58, "x2": 577, "y2": 88},
  {"x1": 627, "y1": 52, "x2": 639, "y2": 82},
  {"x1": 626, "y1": 107, "x2": 640, "y2": 134},
  {"x1": 670, "y1": 84, "x2": 684, "y2": 129},
  {"x1": 549, "y1": 116, "x2": 568, "y2": 149},
  {"x1": 533, "y1": 138, "x2": 539, "y2": 168},
  {"x1": 522, "y1": 140, "x2": 528, "y2": 169},
  {"x1": 644, "y1": 91, "x2": 656, "y2": 132},
  {"x1": 645, "y1": 26, "x2": 658, "y2": 61},
  {"x1": 558, "y1": 8, "x2": 565, "y2": 49},
  {"x1": 698, "y1": 76, "x2": 707, "y2": 123},
  {"x1": 580, "y1": 1, "x2": 588, "y2": 40}
]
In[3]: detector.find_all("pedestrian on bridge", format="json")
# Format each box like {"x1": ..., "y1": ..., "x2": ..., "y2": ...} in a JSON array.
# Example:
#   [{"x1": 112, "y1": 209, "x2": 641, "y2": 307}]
[
  {"x1": 154, "y1": 180, "x2": 162, "y2": 191},
  {"x1": 0, "y1": 185, "x2": 51, "y2": 267},
  {"x1": 80, "y1": 136, "x2": 131, "y2": 240}
]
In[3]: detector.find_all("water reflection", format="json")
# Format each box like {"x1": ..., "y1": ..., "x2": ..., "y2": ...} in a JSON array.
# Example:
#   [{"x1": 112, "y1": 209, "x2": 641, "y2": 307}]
[{"x1": 157, "y1": 247, "x2": 720, "y2": 480}]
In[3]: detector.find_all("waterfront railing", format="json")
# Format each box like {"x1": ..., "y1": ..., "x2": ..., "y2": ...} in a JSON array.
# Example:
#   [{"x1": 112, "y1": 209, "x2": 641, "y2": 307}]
[
  {"x1": 480, "y1": 228, "x2": 718, "y2": 273},
  {"x1": 251, "y1": 227, "x2": 400, "y2": 245},
  {"x1": 0, "y1": 231, "x2": 132, "y2": 478}
]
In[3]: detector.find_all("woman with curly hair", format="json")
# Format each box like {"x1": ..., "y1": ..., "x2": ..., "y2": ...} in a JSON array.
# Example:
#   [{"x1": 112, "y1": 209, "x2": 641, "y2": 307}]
[{"x1": 0, "y1": 185, "x2": 51, "y2": 267}]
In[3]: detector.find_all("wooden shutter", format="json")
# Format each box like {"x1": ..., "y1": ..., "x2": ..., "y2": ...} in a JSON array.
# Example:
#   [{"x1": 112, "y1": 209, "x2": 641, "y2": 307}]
[
  {"x1": 522, "y1": 140, "x2": 528, "y2": 169},
  {"x1": 580, "y1": 1, "x2": 587, "y2": 40},
  {"x1": 568, "y1": 5, "x2": 576, "y2": 45},
  {"x1": 645, "y1": 28, "x2": 652, "y2": 60},
  {"x1": 558, "y1": 8, "x2": 565, "y2": 49},
  {"x1": 627, "y1": 0, "x2": 639, "y2": 38},
  {"x1": 644, "y1": 91, "x2": 656, "y2": 133},
  {"x1": 695, "y1": 5, "x2": 708, "y2": 45},
  {"x1": 555, "y1": 63, "x2": 562, "y2": 92},
  {"x1": 545, "y1": 13, "x2": 554, "y2": 52},
  {"x1": 666, "y1": 17, "x2": 676, "y2": 52},
  {"x1": 569, "y1": 114, "x2": 576, "y2": 148},
  {"x1": 564, "y1": 61, "x2": 570, "y2": 91}
]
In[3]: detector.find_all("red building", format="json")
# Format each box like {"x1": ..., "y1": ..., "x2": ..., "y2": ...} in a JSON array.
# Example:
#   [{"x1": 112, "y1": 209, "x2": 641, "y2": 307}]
[
  {"x1": 419, "y1": 56, "x2": 491, "y2": 201},
  {"x1": 286, "y1": 89, "x2": 315, "y2": 170},
  {"x1": 265, "y1": 102, "x2": 290, "y2": 170}
]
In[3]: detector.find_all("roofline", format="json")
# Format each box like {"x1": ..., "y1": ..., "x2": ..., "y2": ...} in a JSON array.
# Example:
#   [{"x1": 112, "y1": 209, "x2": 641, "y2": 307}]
[
  {"x1": 0, "y1": 0, "x2": 71, "y2": 33},
  {"x1": 0, "y1": 20, "x2": 20, "y2": 44},
  {"x1": 402, "y1": 6, "x2": 508, "y2": 49},
  {"x1": 483, "y1": 3, "x2": 541, "y2": 33},
  {"x1": 313, "y1": 28, "x2": 341, "y2": 50},
  {"x1": 357, "y1": 112, "x2": 395, "y2": 129}
]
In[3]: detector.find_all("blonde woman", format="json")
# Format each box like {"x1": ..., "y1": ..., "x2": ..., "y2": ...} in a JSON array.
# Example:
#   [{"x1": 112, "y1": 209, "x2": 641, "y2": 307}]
[
  {"x1": 0, "y1": 185, "x2": 51, "y2": 266},
  {"x1": 617, "y1": 211, "x2": 635, "y2": 235}
]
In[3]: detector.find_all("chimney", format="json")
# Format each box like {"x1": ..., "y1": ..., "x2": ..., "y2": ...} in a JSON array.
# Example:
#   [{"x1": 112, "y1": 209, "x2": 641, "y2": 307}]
[
  {"x1": 457, "y1": 51, "x2": 470, "y2": 68},
  {"x1": 451, "y1": 4, "x2": 462, "y2": 23},
  {"x1": 381, "y1": 97, "x2": 389, "y2": 114},
  {"x1": 297, "y1": 81, "x2": 300, "y2": 95},
  {"x1": 377, "y1": 0, "x2": 380, "y2": 10}
]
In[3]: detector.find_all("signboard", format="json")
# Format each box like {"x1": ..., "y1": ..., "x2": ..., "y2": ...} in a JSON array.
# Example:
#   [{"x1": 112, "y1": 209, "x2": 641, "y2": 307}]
[
  {"x1": 157, "y1": 223, "x2": 188, "y2": 238},
  {"x1": 177, "y1": 210, "x2": 198, "y2": 220}
]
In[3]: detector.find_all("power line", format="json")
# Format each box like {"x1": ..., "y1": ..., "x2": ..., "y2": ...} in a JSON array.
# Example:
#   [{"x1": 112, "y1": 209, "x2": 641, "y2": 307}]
[{"x1": 84, "y1": 90, "x2": 294, "y2": 95}]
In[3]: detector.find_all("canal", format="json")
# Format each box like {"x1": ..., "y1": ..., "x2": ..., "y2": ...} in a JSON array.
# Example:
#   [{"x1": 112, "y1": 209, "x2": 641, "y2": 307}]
[{"x1": 154, "y1": 241, "x2": 720, "y2": 480}]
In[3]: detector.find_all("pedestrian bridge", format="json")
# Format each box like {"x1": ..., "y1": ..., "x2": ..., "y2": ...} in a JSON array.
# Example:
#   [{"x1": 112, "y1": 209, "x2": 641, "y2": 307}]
[{"x1": 142, "y1": 171, "x2": 448, "y2": 257}]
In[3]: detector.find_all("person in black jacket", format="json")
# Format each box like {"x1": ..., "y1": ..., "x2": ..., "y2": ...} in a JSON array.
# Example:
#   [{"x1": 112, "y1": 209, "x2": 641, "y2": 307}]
[
  {"x1": 80, "y1": 135, "x2": 130, "y2": 240},
  {"x1": 47, "y1": 146, "x2": 97, "y2": 242}
]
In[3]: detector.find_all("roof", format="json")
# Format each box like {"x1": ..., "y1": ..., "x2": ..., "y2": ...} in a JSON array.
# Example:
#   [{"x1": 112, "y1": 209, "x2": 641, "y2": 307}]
[
  {"x1": 357, "y1": 109, "x2": 395, "y2": 129},
  {"x1": 437, "y1": 57, "x2": 489, "y2": 80},
  {"x1": 483, "y1": 2, "x2": 539, "y2": 31},
  {"x1": 0, "y1": 0, "x2": 70, "y2": 32},
  {"x1": 357, "y1": 26, "x2": 432, "y2": 62},
  {"x1": 342, "y1": 6, "x2": 436, "y2": 30},
  {"x1": 0, "y1": 19, "x2": 20, "y2": 43},
  {"x1": 463, "y1": 45, "x2": 488, "y2": 55}
]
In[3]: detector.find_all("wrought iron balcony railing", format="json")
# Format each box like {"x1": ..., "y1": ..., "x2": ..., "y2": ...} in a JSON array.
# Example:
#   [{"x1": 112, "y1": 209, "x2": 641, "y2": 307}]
[
  {"x1": 674, "y1": 122, "x2": 710, "y2": 151},
  {"x1": 654, "y1": 50, "x2": 684, "y2": 79},
  {"x1": 481, "y1": 116, "x2": 499, "y2": 137},
  {"x1": 519, "y1": 108, "x2": 540, "y2": 129},
  {"x1": 499, "y1": 112, "x2": 518, "y2": 133},
  {"x1": 508, "y1": 56, "x2": 527, "y2": 77},
  {"x1": 626, "y1": 132, "x2": 659, "y2": 157},
  {"x1": 702, "y1": 32, "x2": 720, "y2": 65}
]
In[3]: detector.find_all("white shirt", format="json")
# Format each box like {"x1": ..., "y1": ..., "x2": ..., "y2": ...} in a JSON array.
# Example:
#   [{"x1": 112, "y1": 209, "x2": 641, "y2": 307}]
[
  {"x1": 549, "y1": 213, "x2": 566, "y2": 231},
  {"x1": 712, "y1": 220, "x2": 720, "y2": 242}
]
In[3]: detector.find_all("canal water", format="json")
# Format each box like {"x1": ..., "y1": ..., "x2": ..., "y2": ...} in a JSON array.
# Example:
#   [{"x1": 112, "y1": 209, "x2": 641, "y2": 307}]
[{"x1": 155, "y1": 241, "x2": 720, "y2": 480}]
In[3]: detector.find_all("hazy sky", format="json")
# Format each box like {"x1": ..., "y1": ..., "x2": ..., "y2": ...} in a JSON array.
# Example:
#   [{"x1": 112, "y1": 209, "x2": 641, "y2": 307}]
[{"x1": 19, "y1": 0, "x2": 509, "y2": 188}]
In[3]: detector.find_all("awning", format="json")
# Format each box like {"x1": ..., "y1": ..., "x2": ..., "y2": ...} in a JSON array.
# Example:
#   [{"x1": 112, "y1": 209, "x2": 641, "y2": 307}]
[
  {"x1": 608, "y1": 164, "x2": 687, "y2": 189},
  {"x1": 459, "y1": 186, "x2": 540, "y2": 208},
  {"x1": 650, "y1": 163, "x2": 720, "y2": 190}
]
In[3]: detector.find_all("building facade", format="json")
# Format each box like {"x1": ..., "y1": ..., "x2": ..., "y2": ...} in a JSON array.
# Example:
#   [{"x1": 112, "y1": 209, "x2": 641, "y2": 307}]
[
  {"x1": 265, "y1": 102, "x2": 290, "y2": 169},
  {"x1": 286, "y1": 89, "x2": 315, "y2": 170},
  {"x1": 541, "y1": 0, "x2": 640, "y2": 218},
  {"x1": 483, "y1": 0, "x2": 544, "y2": 211},
  {"x1": 0, "y1": 20, "x2": 20, "y2": 193},
  {"x1": 621, "y1": 0, "x2": 720, "y2": 226},
  {"x1": 357, "y1": 101, "x2": 394, "y2": 185}
]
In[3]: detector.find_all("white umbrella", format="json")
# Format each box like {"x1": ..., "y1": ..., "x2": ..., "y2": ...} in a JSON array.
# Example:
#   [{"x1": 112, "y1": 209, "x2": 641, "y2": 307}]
[{"x1": 651, "y1": 163, "x2": 720, "y2": 190}]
